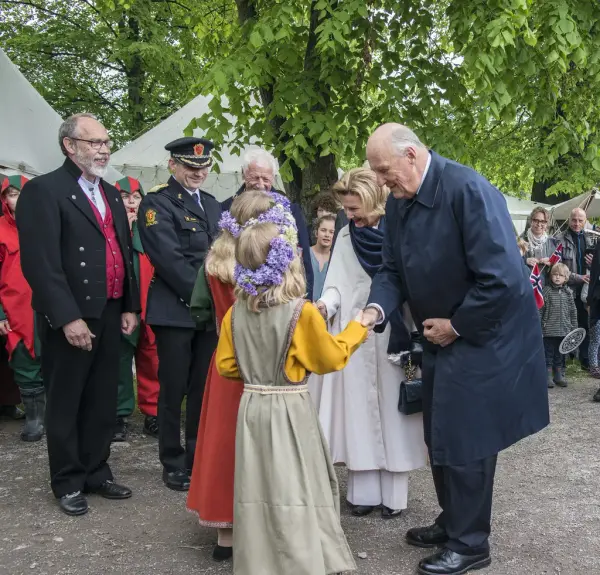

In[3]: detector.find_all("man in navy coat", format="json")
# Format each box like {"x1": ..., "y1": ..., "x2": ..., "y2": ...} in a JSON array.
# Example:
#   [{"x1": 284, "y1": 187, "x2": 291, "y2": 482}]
[{"x1": 363, "y1": 124, "x2": 549, "y2": 575}]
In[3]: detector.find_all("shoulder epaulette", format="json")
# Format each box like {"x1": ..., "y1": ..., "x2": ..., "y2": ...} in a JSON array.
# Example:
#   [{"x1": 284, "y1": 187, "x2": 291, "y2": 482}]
[{"x1": 148, "y1": 183, "x2": 168, "y2": 194}]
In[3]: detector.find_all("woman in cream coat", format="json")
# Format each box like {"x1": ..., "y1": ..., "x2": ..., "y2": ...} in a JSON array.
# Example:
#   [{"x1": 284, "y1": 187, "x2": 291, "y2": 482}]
[{"x1": 310, "y1": 167, "x2": 427, "y2": 518}]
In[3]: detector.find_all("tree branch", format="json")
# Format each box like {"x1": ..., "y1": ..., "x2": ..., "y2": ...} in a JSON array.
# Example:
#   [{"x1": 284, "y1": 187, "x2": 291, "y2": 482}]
[{"x1": 0, "y1": 1, "x2": 88, "y2": 32}]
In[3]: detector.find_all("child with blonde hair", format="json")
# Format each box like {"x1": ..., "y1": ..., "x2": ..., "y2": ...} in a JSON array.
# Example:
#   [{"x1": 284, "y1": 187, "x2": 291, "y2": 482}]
[
  {"x1": 540, "y1": 262, "x2": 577, "y2": 387},
  {"x1": 216, "y1": 200, "x2": 367, "y2": 575},
  {"x1": 187, "y1": 190, "x2": 274, "y2": 561}
]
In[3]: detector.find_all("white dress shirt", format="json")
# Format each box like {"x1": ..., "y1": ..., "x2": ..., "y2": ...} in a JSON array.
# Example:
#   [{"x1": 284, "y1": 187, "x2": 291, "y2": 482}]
[{"x1": 78, "y1": 175, "x2": 106, "y2": 219}]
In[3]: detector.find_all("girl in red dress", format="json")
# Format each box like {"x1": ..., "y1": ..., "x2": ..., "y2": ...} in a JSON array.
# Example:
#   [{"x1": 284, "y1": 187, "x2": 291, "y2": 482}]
[{"x1": 187, "y1": 190, "x2": 273, "y2": 561}]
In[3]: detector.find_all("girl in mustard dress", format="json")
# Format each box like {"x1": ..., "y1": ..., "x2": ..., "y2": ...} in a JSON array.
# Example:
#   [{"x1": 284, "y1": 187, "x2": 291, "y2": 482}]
[{"x1": 216, "y1": 218, "x2": 367, "y2": 575}]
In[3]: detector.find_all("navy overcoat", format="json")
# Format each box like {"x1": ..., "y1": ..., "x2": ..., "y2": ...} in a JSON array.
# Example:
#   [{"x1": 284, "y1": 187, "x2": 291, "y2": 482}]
[{"x1": 368, "y1": 151, "x2": 549, "y2": 466}]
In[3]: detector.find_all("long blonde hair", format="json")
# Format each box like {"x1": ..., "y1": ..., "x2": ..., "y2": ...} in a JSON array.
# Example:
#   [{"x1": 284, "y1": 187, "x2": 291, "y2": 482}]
[
  {"x1": 234, "y1": 222, "x2": 306, "y2": 312},
  {"x1": 205, "y1": 191, "x2": 274, "y2": 284},
  {"x1": 332, "y1": 167, "x2": 389, "y2": 219}
]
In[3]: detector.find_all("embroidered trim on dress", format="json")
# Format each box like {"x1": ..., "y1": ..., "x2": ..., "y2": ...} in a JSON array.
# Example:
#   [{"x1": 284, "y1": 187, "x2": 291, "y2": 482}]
[
  {"x1": 281, "y1": 299, "x2": 309, "y2": 385},
  {"x1": 245, "y1": 383, "x2": 308, "y2": 394},
  {"x1": 186, "y1": 507, "x2": 233, "y2": 529}
]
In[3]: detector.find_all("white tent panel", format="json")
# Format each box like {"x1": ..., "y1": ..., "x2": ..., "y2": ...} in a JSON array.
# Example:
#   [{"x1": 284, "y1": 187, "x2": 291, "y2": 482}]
[
  {"x1": 550, "y1": 191, "x2": 600, "y2": 220},
  {"x1": 0, "y1": 48, "x2": 121, "y2": 182},
  {"x1": 111, "y1": 94, "x2": 283, "y2": 201}
]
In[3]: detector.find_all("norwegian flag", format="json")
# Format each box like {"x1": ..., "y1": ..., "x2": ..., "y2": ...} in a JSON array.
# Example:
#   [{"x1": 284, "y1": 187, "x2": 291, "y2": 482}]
[
  {"x1": 548, "y1": 243, "x2": 563, "y2": 266},
  {"x1": 530, "y1": 263, "x2": 544, "y2": 309}
]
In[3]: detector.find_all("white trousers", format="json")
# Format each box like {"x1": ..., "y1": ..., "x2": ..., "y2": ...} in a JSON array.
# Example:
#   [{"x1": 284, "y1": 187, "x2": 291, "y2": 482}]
[{"x1": 347, "y1": 469, "x2": 409, "y2": 510}]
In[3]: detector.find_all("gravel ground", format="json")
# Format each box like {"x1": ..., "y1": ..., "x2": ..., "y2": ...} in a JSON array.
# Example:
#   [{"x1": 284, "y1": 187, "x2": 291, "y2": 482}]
[{"x1": 1, "y1": 369, "x2": 599, "y2": 575}]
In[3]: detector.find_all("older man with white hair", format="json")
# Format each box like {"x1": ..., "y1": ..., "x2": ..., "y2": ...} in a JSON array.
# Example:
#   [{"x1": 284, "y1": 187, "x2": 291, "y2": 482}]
[
  {"x1": 363, "y1": 123, "x2": 548, "y2": 575},
  {"x1": 555, "y1": 207, "x2": 593, "y2": 371},
  {"x1": 221, "y1": 148, "x2": 314, "y2": 299}
]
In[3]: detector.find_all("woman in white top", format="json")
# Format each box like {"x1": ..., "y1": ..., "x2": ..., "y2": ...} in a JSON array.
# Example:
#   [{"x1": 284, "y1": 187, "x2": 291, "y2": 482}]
[{"x1": 310, "y1": 167, "x2": 427, "y2": 518}]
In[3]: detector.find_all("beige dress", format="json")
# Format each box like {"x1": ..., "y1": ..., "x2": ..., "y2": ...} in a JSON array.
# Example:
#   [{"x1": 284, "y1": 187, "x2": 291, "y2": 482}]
[{"x1": 226, "y1": 299, "x2": 357, "y2": 575}]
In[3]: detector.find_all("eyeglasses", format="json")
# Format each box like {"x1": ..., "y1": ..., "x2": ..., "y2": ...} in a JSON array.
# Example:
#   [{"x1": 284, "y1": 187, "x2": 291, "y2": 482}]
[
  {"x1": 70, "y1": 138, "x2": 113, "y2": 150},
  {"x1": 531, "y1": 218, "x2": 547, "y2": 225}
]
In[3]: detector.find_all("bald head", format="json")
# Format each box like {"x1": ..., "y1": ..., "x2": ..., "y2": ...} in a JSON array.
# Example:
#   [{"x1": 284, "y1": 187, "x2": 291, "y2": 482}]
[
  {"x1": 366, "y1": 123, "x2": 428, "y2": 199},
  {"x1": 569, "y1": 208, "x2": 587, "y2": 233}
]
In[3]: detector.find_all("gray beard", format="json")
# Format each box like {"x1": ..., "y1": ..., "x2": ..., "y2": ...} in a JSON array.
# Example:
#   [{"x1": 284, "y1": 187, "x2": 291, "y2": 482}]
[{"x1": 74, "y1": 149, "x2": 109, "y2": 178}]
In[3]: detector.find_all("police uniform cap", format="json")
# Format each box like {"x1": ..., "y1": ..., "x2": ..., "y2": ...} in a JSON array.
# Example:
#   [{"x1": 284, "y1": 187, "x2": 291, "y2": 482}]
[{"x1": 165, "y1": 137, "x2": 214, "y2": 169}]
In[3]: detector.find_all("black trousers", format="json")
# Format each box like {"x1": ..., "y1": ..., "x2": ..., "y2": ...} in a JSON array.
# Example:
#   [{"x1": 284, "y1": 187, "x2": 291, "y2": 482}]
[
  {"x1": 422, "y1": 350, "x2": 497, "y2": 555},
  {"x1": 39, "y1": 300, "x2": 122, "y2": 498},
  {"x1": 543, "y1": 336, "x2": 565, "y2": 369},
  {"x1": 431, "y1": 454, "x2": 497, "y2": 555},
  {"x1": 575, "y1": 295, "x2": 590, "y2": 366},
  {"x1": 152, "y1": 326, "x2": 217, "y2": 473}
]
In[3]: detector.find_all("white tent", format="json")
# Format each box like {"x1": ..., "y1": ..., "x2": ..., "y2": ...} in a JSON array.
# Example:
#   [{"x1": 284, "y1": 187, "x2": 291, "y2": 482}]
[
  {"x1": 550, "y1": 190, "x2": 600, "y2": 221},
  {"x1": 111, "y1": 95, "x2": 283, "y2": 201},
  {"x1": 0, "y1": 48, "x2": 121, "y2": 182}
]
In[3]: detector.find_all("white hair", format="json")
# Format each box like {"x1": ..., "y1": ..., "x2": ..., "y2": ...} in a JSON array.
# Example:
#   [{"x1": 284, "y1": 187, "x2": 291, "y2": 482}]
[
  {"x1": 391, "y1": 126, "x2": 426, "y2": 156},
  {"x1": 242, "y1": 148, "x2": 279, "y2": 174}
]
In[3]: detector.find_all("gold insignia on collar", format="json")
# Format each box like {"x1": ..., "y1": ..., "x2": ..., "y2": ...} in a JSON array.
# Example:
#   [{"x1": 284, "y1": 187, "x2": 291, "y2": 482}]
[
  {"x1": 178, "y1": 193, "x2": 183, "y2": 200},
  {"x1": 184, "y1": 216, "x2": 198, "y2": 222}
]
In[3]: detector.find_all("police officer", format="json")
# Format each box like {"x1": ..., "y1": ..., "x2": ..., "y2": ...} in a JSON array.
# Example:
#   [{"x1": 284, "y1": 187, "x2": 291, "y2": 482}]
[{"x1": 138, "y1": 137, "x2": 221, "y2": 491}]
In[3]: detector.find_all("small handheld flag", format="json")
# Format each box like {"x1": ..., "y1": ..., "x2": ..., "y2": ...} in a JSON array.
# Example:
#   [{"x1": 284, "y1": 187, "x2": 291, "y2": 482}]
[
  {"x1": 530, "y1": 263, "x2": 544, "y2": 309},
  {"x1": 548, "y1": 243, "x2": 563, "y2": 266}
]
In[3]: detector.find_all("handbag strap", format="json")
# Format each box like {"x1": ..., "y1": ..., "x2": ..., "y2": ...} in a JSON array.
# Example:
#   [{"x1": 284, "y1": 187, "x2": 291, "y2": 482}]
[{"x1": 406, "y1": 354, "x2": 416, "y2": 382}]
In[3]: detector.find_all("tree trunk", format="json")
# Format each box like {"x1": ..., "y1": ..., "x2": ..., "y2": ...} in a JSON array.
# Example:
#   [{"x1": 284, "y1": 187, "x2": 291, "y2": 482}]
[{"x1": 531, "y1": 176, "x2": 571, "y2": 205}]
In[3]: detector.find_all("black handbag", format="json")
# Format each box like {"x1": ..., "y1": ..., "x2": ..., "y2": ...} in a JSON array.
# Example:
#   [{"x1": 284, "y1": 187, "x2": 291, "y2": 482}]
[{"x1": 398, "y1": 351, "x2": 423, "y2": 415}]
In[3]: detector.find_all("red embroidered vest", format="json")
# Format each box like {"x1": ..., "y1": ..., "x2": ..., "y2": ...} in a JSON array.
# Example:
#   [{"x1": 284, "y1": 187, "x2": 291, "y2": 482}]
[{"x1": 86, "y1": 185, "x2": 125, "y2": 299}]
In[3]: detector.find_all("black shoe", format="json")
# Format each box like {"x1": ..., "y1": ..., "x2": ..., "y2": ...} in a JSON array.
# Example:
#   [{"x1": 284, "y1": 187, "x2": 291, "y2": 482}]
[
  {"x1": 381, "y1": 506, "x2": 403, "y2": 519},
  {"x1": 212, "y1": 545, "x2": 233, "y2": 561},
  {"x1": 19, "y1": 388, "x2": 45, "y2": 442},
  {"x1": 87, "y1": 480, "x2": 132, "y2": 499},
  {"x1": 351, "y1": 505, "x2": 375, "y2": 517},
  {"x1": 0, "y1": 405, "x2": 25, "y2": 420},
  {"x1": 143, "y1": 415, "x2": 159, "y2": 438},
  {"x1": 593, "y1": 387, "x2": 600, "y2": 402},
  {"x1": 59, "y1": 492, "x2": 88, "y2": 516},
  {"x1": 406, "y1": 523, "x2": 449, "y2": 548},
  {"x1": 112, "y1": 417, "x2": 128, "y2": 442},
  {"x1": 418, "y1": 548, "x2": 491, "y2": 575},
  {"x1": 163, "y1": 469, "x2": 190, "y2": 491}
]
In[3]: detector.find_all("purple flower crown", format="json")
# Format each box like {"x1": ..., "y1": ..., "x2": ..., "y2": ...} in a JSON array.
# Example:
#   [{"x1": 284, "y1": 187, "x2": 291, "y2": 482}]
[
  {"x1": 218, "y1": 191, "x2": 298, "y2": 296},
  {"x1": 233, "y1": 237, "x2": 295, "y2": 296}
]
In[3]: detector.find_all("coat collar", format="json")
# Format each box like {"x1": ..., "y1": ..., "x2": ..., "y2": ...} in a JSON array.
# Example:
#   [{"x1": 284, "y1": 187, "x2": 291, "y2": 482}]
[
  {"x1": 168, "y1": 176, "x2": 206, "y2": 221},
  {"x1": 413, "y1": 150, "x2": 447, "y2": 209}
]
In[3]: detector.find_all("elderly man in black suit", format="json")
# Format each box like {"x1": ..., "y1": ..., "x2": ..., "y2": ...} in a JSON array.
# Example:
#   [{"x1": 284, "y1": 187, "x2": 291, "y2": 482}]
[{"x1": 17, "y1": 113, "x2": 140, "y2": 516}]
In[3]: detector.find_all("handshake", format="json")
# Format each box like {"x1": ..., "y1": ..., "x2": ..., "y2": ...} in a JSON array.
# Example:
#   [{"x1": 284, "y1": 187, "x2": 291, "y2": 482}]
[{"x1": 316, "y1": 301, "x2": 380, "y2": 329}]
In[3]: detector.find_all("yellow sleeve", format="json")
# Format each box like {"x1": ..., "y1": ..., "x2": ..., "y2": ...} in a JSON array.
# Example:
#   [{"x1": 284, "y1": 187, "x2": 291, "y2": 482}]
[
  {"x1": 215, "y1": 307, "x2": 241, "y2": 379},
  {"x1": 285, "y1": 303, "x2": 367, "y2": 380}
]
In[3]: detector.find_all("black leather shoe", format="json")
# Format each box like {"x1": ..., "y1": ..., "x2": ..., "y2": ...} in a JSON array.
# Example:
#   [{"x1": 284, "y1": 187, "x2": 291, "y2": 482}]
[
  {"x1": 418, "y1": 548, "x2": 491, "y2": 575},
  {"x1": 87, "y1": 480, "x2": 132, "y2": 499},
  {"x1": 143, "y1": 415, "x2": 159, "y2": 438},
  {"x1": 406, "y1": 523, "x2": 449, "y2": 548},
  {"x1": 112, "y1": 417, "x2": 128, "y2": 442},
  {"x1": 212, "y1": 545, "x2": 233, "y2": 561},
  {"x1": 59, "y1": 492, "x2": 88, "y2": 516},
  {"x1": 351, "y1": 505, "x2": 375, "y2": 517},
  {"x1": 163, "y1": 469, "x2": 190, "y2": 491},
  {"x1": 381, "y1": 506, "x2": 403, "y2": 519}
]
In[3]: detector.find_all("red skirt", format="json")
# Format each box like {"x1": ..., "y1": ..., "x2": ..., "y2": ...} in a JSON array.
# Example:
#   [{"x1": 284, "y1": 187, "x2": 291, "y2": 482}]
[{"x1": 187, "y1": 353, "x2": 243, "y2": 527}]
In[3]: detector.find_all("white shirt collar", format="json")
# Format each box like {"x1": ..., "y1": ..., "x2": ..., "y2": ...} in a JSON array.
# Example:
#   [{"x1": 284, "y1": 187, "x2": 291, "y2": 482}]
[{"x1": 416, "y1": 152, "x2": 432, "y2": 195}]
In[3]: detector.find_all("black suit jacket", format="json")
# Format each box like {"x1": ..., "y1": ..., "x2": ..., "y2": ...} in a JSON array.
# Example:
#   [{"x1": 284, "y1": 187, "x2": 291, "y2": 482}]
[
  {"x1": 16, "y1": 159, "x2": 140, "y2": 330},
  {"x1": 138, "y1": 176, "x2": 221, "y2": 328}
]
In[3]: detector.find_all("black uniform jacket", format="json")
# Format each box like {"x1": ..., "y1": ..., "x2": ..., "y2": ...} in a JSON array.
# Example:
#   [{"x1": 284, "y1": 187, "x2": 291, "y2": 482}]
[
  {"x1": 138, "y1": 176, "x2": 221, "y2": 328},
  {"x1": 16, "y1": 158, "x2": 140, "y2": 330}
]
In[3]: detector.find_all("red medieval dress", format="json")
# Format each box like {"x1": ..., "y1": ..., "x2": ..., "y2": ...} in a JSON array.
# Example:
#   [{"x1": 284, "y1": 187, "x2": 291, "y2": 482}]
[
  {"x1": 0, "y1": 199, "x2": 36, "y2": 361},
  {"x1": 187, "y1": 275, "x2": 241, "y2": 527}
]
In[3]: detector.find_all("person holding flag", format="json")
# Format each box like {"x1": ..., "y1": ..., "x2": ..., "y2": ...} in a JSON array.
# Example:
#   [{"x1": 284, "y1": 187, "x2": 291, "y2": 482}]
[{"x1": 521, "y1": 207, "x2": 559, "y2": 286}]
